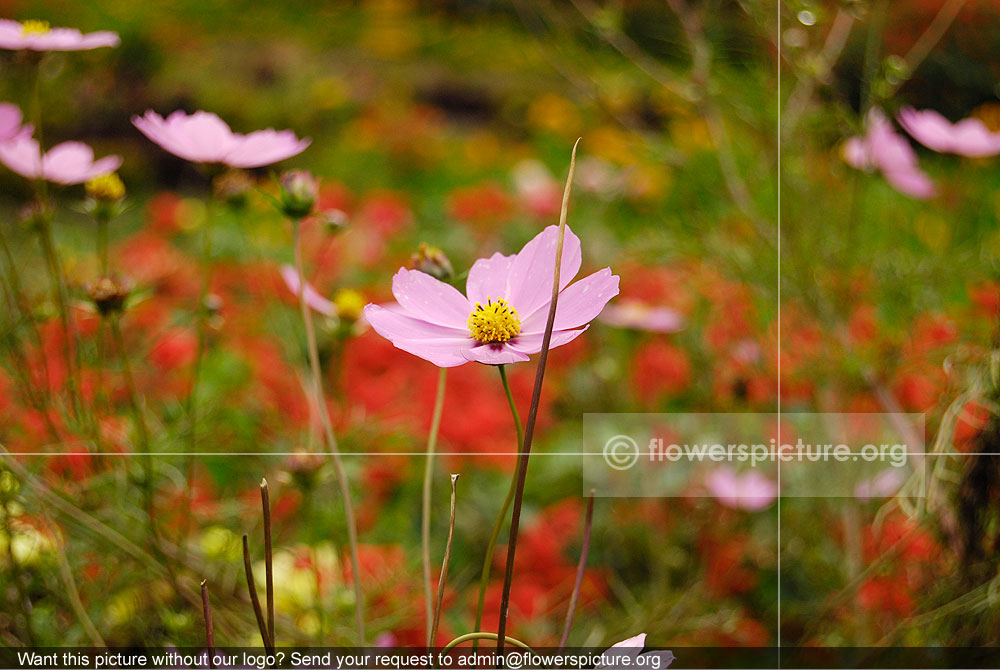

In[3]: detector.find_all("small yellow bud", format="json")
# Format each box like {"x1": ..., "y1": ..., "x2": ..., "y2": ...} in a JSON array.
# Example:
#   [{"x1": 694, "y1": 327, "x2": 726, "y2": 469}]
[
  {"x1": 333, "y1": 288, "x2": 365, "y2": 322},
  {"x1": 86, "y1": 173, "x2": 125, "y2": 202}
]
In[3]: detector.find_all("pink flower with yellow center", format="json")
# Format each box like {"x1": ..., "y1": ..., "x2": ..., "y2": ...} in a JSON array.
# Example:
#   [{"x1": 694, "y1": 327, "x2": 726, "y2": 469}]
[
  {"x1": 363, "y1": 225, "x2": 619, "y2": 367},
  {"x1": 0, "y1": 19, "x2": 119, "y2": 51},
  {"x1": 0, "y1": 134, "x2": 121, "y2": 185},
  {"x1": 132, "y1": 110, "x2": 310, "y2": 168}
]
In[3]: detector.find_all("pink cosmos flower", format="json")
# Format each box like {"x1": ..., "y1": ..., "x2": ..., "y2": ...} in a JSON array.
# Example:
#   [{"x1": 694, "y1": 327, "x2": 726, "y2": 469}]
[
  {"x1": 843, "y1": 109, "x2": 936, "y2": 199},
  {"x1": 0, "y1": 134, "x2": 121, "y2": 185},
  {"x1": 705, "y1": 466, "x2": 777, "y2": 511},
  {"x1": 0, "y1": 103, "x2": 31, "y2": 141},
  {"x1": 599, "y1": 299, "x2": 684, "y2": 333},
  {"x1": 898, "y1": 107, "x2": 1000, "y2": 158},
  {"x1": 363, "y1": 225, "x2": 619, "y2": 367},
  {"x1": 0, "y1": 19, "x2": 119, "y2": 51},
  {"x1": 280, "y1": 264, "x2": 336, "y2": 316},
  {"x1": 597, "y1": 634, "x2": 674, "y2": 668},
  {"x1": 132, "y1": 110, "x2": 310, "y2": 168}
]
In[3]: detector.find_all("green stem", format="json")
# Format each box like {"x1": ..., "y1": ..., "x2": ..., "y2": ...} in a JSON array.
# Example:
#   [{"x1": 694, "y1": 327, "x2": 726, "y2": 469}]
[
  {"x1": 293, "y1": 219, "x2": 365, "y2": 644},
  {"x1": 177, "y1": 199, "x2": 214, "y2": 568},
  {"x1": 97, "y1": 212, "x2": 109, "y2": 276},
  {"x1": 109, "y1": 316, "x2": 154, "y2": 535},
  {"x1": 471, "y1": 364, "x2": 524, "y2": 649},
  {"x1": 422, "y1": 367, "x2": 448, "y2": 645},
  {"x1": 37, "y1": 216, "x2": 84, "y2": 422}
]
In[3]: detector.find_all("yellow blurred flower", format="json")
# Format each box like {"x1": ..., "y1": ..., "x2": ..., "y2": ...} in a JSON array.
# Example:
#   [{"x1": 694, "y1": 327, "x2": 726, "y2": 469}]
[
  {"x1": 587, "y1": 125, "x2": 638, "y2": 165},
  {"x1": 362, "y1": 0, "x2": 419, "y2": 60},
  {"x1": 527, "y1": 93, "x2": 582, "y2": 136},
  {"x1": 670, "y1": 116, "x2": 713, "y2": 154}
]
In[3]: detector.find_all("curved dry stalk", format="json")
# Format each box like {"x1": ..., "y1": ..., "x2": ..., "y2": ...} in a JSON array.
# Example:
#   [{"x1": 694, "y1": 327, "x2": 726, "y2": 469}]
[
  {"x1": 496, "y1": 140, "x2": 579, "y2": 652},
  {"x1": 260, "y1": 478, "x2": 274, "y2": 645},
  {"x1": 559, "y1": 491, "x2": 594, "y2": 648},
  {"x1": 242, "y1": 534, "x2": 274, "y2": 654},
  {"x1": 430, "y1": 474, "x2": 459, "y2": 647},
  {"x1": 201, "y1": 580, "x2": 216, "y2": 668}
]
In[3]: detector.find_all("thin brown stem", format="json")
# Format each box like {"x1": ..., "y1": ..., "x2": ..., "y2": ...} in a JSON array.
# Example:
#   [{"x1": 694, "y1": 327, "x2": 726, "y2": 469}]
[
  {"x1": 496, "y1": 140, "x2": 579, "y2": 653},
  {"x1": 242, "y1": 534, "x2": 274, "y2": 653},
  {"x1": 260, "y1": 478, "x2": 274, "y2": 646},
  {"x1": 422, "y1": 367, "x2": 448, "y2": 644},
  {"x1": 558, "y1": 490, "x2": 594, "y2": 649},
  {"x1": 430, "y1": 474, "x2": 459, "y2": 647},
  {"x1": 293, "y1": 219, "x2": 365, "y2": 643},
  {"x1": 888, "y1": 0, "x2": 968, "y2": 98},
  {"x1": 201, "y1": 580, "x2": 216, "y2": 668}
]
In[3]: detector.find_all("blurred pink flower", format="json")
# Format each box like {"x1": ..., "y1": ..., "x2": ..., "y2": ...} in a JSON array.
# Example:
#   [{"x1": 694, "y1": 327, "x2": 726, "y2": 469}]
[
  {"x1": 843, "y1": 109, "x2": 936, "y2": 200},
  {"x1": 0, "y1": 103, "x2": 31, "y2": 141},
  {"x1": 363, "y1": 225, "x2": 619, "y2": 367},
  {"x1": 854, "y1": 468, "x2": 905, "y2": 500},
  {"x1": 597, "y1": 634, "x2": 674, "y2": 668},
  {"x1": 280, "y1": 264, "x2": 335, "y2": 316},
  {"x1": 0, "y1": 135, "x2": 121, "y2": 184},
  {"x1": 599, "y1": 299, "x2": 683, "y2": 333},
  {"x1": 0, "y1": 19, "x2": 119, "y2": 51},
  {"x1": 898, "y1": 107, "x2": 1000, "y2": 158},
  {"x1": 132, "y1": 110, "x2": 310, "y2": 168},
  {"x1": 705, "y1": 466, "x2": 777, "y2": 511}
]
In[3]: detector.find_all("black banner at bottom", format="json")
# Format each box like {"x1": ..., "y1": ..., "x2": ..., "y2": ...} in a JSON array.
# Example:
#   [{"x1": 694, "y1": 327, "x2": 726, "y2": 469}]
[{"x1": 2, "y1": 647, "x2": 999, "y2": 669}]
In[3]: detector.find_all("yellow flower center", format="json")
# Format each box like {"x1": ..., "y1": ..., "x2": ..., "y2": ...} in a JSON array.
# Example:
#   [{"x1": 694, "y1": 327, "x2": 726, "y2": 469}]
[
  {"x1": 86, "y1": 173, "x2": 126, "y2": 202},
  {"x1": 21, "y1": 20, "x2": 51, "y2": 35},
  {"x1": 468, "y1": 297, "x2": 521, "y2": 344}
]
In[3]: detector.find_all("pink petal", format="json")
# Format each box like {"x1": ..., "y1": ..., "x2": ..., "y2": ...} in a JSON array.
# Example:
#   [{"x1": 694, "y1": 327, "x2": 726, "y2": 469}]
[
  {"x1": 280, "y1": 265, "x2": 335, "y2": 316},
  {"x1": 391, "y1": 268, "x2": 471, "y2": 329},
  {"x1": 899, "y1": 107, "x2": 1000, "y2": 158},
  {"x1": 41, "y1": 141, "x2": 121, "y2": 185},
  {"x1": 611, "y1": 634, "x2": 647, "y2": 649},
  {"x1": 506, "y1": 225, "x2": 582, "y2": 318},
  {"x1": 133, "y1": 110, "x2": 234, "y2": 163},
  {"x1": 505, "y1": 327, "x2": 587, "y2": 355},
  {"x1": 521, "y1": 267, "x2": 619, "y2": 332},
  {"x1": 0, "y1": 134, "x2": 42, "y2": 179},
  {"x1": 363, "y1": 304, "x2": 472, "y2": 367},
  {"x1": 223, "y1": 129, "x2": 310, "y2": 168},
  {"x1": 0, "y1": 102, "x2": 25, "y2": 140},
  {"x1": 599, "y1": 301, "x2": 684, "y2": 333},
  {"x1": 461, "y1": 343, "x2": 531, "y2": 366},
  {"x1": 466, "y1": 251, "x2": 515, "y2": 305},
  {"x1": 883, "y1": 166, "x2": 936, "y2": 200}
]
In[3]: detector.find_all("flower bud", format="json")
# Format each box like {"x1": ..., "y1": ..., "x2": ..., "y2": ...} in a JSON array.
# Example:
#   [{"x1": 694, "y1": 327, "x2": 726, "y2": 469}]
[
  {"x1": 213, "y1": 169, "x2": 254, "y2": 208},
  {"x1": 86, "y1": 173, "x2": 125, "y2": 202},
  {"x1": 278, "y1": 170, "x2": 318, "y2": 219},
  {"x1": 86, "y1": 276, "x2": 131, "y2": 316},
  {"x1": 410, "y1": 242, "x2": 453, "y2": 281},
  {"x1": 333, "y1": 288, "x2": 365, "y2": 323},
  {"x1": 84, "y1": 173, "x2": 126, "y2": 220}
]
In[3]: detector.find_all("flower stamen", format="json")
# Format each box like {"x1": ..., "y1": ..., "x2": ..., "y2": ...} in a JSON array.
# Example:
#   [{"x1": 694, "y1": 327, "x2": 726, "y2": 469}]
[
  {"x1": 21, "y1": 20, "x2": 51, "y2": 35},
  {"x1": 468, "y1": 297, "x2": 521, "y2": 344}
]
